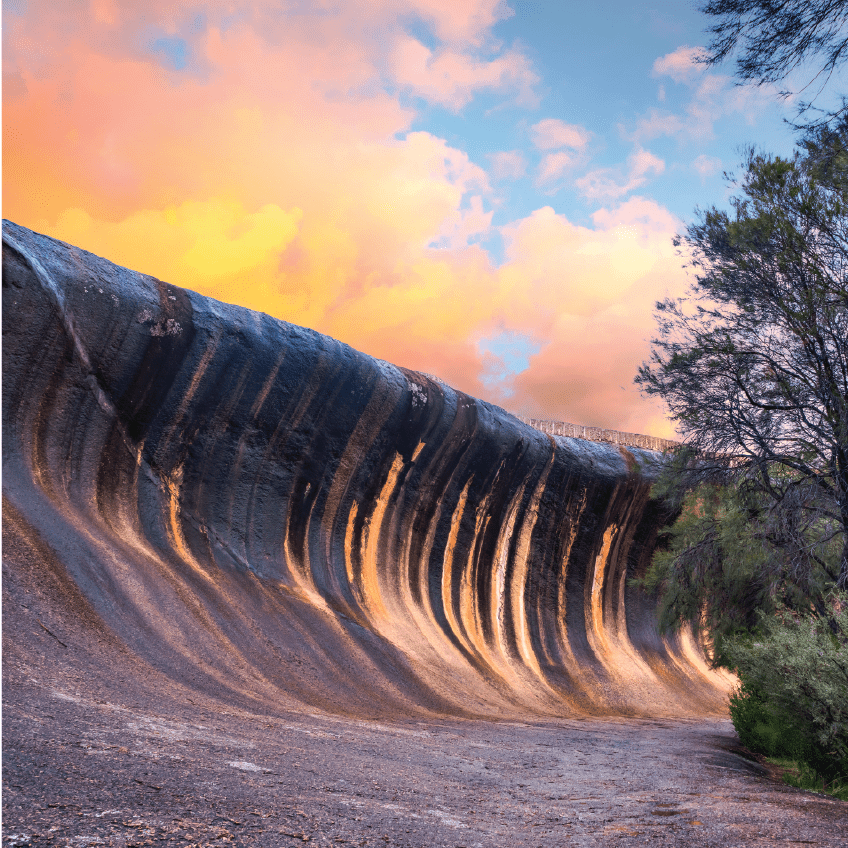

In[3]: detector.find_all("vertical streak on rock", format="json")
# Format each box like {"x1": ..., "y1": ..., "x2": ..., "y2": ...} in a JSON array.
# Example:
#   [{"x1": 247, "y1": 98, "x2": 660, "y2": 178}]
[
  {"x1": 321, "y1": 370, "x2": 401, "y2": 616},
  {"x1": 552, "y1": 486, "x2": 604, "y2": 706},
  {"x1": 588, "y1": 524, "x2": 617, "y2": 667},
  {"x1": 167, "y1": 463, "x2": 198, "y2": 574},
  {"x1": 463, "y1": 500, "x2": 493, "y2": 665},
  {"x1": 490, "y1": 481, "x2": 527, "y2": 679},
  {"x1": 511, "y1": 449, "x2": 556, "y2": 693},
  {"x1": 344, "y1": 500, "x2": 359, "y2": 606},
  {"x1": 441, "y1": 478, "x2": 472, "y2": 655},
  {"x1": 361, "y1": 452, "x2": 405, "y2": 623}
]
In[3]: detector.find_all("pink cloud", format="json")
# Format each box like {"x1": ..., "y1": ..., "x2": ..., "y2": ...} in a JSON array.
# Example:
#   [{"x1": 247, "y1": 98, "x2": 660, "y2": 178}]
[
  {"x1": 530, "y1": 118, "x2": 590, "y2": 150},
  {"x1": 390, "y1": 37, "x2": 539, "y2": 110},
  {"x1": 488, "y1": 199, "x2": 684, "y2": 434},
  {"x1": 535, "y1": 151, "x2": 577, "y2": 187},
  {"x1": 488, "y1": 150, "x2": 527, "y2": 180},
  {"x1": 626, "y1": 108, "x2": 685, "y2": 142},
  {"x1": 576, "y1": 149, "x2": 665, "y2": 201},
  {"x1": 652, "y1": 45, "x2": 707, "y2": 84},
  {"x1": 391, "y1": 0, "x2": 515, "y2": 46},
  {"x1": 691, "y1": 153, "x2": 722, "y2": 180}
]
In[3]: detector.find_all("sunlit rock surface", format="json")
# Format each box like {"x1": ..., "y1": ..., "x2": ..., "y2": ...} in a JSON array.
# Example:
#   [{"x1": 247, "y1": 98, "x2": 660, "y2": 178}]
[{"x1": 2, "y1": 220, "x2": 731, "y2": 720}]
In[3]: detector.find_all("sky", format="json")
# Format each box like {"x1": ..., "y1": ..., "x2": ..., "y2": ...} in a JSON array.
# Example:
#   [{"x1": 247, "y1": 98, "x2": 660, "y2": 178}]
[{"x1": 1, "y1": 0, "x2": 818, "y2": 438}]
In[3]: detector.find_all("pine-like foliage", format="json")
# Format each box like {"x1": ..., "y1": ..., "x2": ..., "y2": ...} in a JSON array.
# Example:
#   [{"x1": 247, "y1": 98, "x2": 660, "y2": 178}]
[
  {"x1": 640, "y1": 479, "x2": 842, "y2": 663},
  {"x1": 637, "y1": 136, "x2": 848, "y2": 590},
  {"x1": 701, "y1": 0, "x2": 848, "y2": 124}
]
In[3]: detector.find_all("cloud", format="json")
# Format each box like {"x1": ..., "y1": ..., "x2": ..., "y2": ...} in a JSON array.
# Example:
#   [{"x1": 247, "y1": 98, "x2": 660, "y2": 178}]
[
  {"x1": 51, "y1": 199, "x2": 303, "y2": 291},
  {"x1": 431, "y1": 194, "x2": 493, "y2": 249},
  {"x1": 652, "y1": 45, "x2": 707, "y2": 84},
  {"x1": 4, "y1": 0, "x2": 684, "y2": 437},
  {"x1": 530, "y1": 118, "x2": 590, "y2": 151},
  {"x1": 630, "y1": 44, "x2": 777, "y2": 142},
  {"x1": 576, "y1": 149, "x2": 665, "y2": 201},
  {"x1": 529, "y1": 119, "x2": 591, "y2": 190},
  {"x1": 535, "y1": 151, "x2": 579, "y2": 188},
  {"x1": 488, "y1": 149, "x2": 526, "y2": 180},
  {"x1": 396, "y1": 0, "x2": 516, "y2": 47},
  {"x1": 390, "y1": 37, "x2": 539, "y2": 110},
  {"x1": 692, "y1": 153, "x2": 722, "y2": 180},
  {"x1": 496, "y1": 199, "x2": 678, "y2": 322},
  {"x1": 626, "y1": 108, "x2": 685, "y2": 142},
  {"x1": 492, "y1": 198, "x2": 684, "y2": 435}
]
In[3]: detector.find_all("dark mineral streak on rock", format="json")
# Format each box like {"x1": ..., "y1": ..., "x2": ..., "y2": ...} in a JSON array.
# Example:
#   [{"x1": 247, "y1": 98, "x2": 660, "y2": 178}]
[{"x1": 2, "y1": 219, "x2": 731, "y2": 719}]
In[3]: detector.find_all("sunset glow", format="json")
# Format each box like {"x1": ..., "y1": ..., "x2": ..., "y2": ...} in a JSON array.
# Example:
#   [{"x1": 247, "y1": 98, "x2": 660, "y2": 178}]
[{"x1": 3, "y1": 0, "x2": 801, "y2": 437}]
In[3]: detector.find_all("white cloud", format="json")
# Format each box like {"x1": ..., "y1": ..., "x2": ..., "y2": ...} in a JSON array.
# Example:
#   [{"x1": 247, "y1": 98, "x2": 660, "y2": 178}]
[
  {"x1": 652, "y1": 45, "x2": 707, "y2": 84},
  {"x1": 631, "y1": 45, "x2": 778, "y2": 142},
  {"x1": 576, "y1": 148, "x2": 665, "y2": 201},
  {"x1": 488, "y1": 149, "x2": 527, "y2": 180},
  {"x1": 530, "y1": 118, "x2": 591, "y2": 151},
  {"x1": 692, "y1": 153, "x2": 722, "y2": 180}
]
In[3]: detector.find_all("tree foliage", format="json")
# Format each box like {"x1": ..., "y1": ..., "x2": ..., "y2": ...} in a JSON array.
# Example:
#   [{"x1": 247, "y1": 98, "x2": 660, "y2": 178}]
[
  {"x1": 636, "y1": 135, "x2": 848, "y2": 607},
  {"x1": 642, "y1": 481, "x2": 840, "y2": 650},
  {"x1": 701, "y1": 0, "x2": 848, "y2": 124}
]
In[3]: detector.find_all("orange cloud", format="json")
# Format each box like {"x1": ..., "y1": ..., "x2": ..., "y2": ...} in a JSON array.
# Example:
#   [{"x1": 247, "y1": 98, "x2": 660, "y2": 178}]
[{"x1": 4, "y1": 0, "x2": 685, "y2": 437}]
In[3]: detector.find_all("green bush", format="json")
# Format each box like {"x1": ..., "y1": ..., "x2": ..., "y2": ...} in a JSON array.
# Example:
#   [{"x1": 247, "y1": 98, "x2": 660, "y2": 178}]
[{"x1": 725, "y1": 599, "x2": 848, "y2": 784}]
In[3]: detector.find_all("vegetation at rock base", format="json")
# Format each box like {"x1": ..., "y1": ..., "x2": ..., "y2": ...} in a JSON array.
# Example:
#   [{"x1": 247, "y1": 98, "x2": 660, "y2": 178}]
[
  {"x1": 725, "y1": 603, "x2": 848, "y2": 797},
  {"x1": 639, "y1": 481, "x2": 844, "y2": 664},
  {"x1": 636, "y1": 122, "x2": 848, "y2": 793}
]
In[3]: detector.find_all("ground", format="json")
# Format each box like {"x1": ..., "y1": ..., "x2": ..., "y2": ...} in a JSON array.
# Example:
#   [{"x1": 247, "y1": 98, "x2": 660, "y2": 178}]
[{"x1": 3, "y1": 674, "x2": 846, "y2": 848}]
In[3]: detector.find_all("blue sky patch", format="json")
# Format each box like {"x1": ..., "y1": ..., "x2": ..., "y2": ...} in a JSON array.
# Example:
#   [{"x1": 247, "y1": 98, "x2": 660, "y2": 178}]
[
  {"x1": 477, "y1": 329, "x2": 543, "y2": 398},
  {"x1": 150, "y1": 36, "x2": 190, "y2": 71}
]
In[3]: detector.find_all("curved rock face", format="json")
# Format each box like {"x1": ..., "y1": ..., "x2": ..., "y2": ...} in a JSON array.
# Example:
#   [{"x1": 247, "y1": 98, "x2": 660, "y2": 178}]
[{"x1": 2, "y1": 220, "x2": 730, "y2": 720}]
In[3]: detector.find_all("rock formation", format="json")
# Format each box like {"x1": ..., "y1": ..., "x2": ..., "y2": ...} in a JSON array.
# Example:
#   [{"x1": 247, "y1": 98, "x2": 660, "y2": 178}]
[{"x1": 2, "y1": 220, "x2": 731, "y2": 720}]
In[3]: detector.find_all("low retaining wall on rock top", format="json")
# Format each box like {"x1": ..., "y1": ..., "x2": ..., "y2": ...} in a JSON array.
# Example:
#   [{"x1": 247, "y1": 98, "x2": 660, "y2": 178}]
[
  {"x1": 1, "y1": 220, "x2": 731, "y2": 720},
  {"x1": 515, "y1": 417, "x2": 679, "y2": 454}
]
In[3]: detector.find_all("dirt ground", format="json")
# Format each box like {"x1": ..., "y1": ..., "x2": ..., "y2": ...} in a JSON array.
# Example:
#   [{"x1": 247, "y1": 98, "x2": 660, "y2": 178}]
[{"x1": 3, "y1": 674, "x2": 846, "y2": 848}]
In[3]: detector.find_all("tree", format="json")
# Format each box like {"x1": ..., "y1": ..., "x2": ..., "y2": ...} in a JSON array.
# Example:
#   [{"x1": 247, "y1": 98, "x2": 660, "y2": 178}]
[
  {"x1": 701, "y1": 0, "x2": 848, "y2": 125},
  {"x1": 636, "y1": 134, "x2": 848, "y2": 611}
]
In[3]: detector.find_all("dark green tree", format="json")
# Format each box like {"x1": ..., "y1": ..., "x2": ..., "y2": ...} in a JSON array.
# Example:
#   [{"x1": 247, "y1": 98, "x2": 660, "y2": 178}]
[{"x1": 636, "y1": 133, "x2": 848, "y2": 630}]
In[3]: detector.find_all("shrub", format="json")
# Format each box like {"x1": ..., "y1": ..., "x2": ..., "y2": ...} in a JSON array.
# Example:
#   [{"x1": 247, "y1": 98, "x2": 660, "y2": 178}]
[{"x1": 725, "y1": 598, "x2": 848, "y2": 783}]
